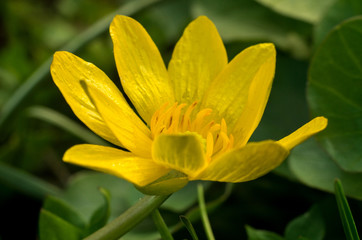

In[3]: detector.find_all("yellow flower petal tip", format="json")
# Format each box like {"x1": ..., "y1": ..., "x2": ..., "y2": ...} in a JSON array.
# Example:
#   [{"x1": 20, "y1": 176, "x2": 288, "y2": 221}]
[
  {"x1": 278, "y1": 116, "x2": 328, "y2": 150},
  {"x1": 52, "y1": 15, "x2": 327, "y2": 195}
]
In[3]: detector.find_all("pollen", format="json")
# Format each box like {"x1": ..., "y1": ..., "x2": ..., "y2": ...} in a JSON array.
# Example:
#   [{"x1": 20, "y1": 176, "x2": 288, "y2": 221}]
[{"x1": 150, "y1": 102, "x2": 234, "y2": 161}]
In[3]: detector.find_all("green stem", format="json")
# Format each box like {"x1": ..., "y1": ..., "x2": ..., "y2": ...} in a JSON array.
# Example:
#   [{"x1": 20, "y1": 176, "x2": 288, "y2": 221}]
[
  {"x1": 151, "y1": 209, "x2": 174, "y2": 240},
  {"x1": 197, "y1": 184, "x2": 215, "y2": 240},
  {"x1": 0, "y1": 0, "x2": 163, "y2": 129},
  {"x1": 84, "y1": 194, "x2": 170, "y2": 240}
]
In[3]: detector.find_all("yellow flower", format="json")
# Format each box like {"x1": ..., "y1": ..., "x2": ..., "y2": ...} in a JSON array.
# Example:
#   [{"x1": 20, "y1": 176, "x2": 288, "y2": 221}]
[{"x1": 51, "y1": 15, "x2": 327, "y2": 195}]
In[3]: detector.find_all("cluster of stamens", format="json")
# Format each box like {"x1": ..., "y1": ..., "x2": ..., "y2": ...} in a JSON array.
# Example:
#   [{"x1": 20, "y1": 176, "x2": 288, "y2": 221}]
[{"x1": 150, "y1": 102, "x2": 234, "y2": 161}]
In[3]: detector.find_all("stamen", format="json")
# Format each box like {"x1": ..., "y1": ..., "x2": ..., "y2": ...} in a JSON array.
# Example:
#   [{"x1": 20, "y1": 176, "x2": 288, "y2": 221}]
[
  {"x1": 200, "y1": 121, "x2": 215, "y2": 138},
  {"x1": 206, "y1": 132, "x2": 214, "y2": 161},
  {"x1": 191, "y1": 109, "x2": 212, "y2": 132},
  {"x1": 181, "y1": 102, "x2": 197, "y2": 132},
  {"x1": 150, "y1": 102, "x2": 234, "y2": 160},
  {"x1": 168, "y1": 104, "x2": 186, "y2": 133}
]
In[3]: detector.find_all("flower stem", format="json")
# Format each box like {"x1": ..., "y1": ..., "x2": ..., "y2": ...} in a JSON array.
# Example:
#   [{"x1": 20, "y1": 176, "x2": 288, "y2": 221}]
[
  {"x1": 197, "y1": 184, "x2": 215, "y2": 240},
  {"x1": 151, "y1": 209, "x2": 174, "y2": 240},
  {"x1": 84, "y1": 194, "x2": 170, "y2": 240}
]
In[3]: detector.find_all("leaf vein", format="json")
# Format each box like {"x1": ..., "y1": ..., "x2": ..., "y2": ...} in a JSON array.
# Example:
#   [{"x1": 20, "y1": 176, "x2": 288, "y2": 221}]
[
  {"x1": 311, "y1": 81, "x2": 362, "y2": 111},
  {"x1": 337, "y1": 29, "x2": 362, "y2": 73}
]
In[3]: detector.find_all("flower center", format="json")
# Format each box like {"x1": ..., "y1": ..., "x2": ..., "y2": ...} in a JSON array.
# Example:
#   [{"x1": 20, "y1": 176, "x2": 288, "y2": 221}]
[{"x1": 150, "y1": 102, "x2": 234, "y2": 161}]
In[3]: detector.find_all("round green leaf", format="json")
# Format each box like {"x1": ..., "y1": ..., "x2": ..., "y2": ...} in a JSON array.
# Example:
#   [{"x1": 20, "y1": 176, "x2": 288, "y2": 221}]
[
  {"x1": 314, "y1": 0, "x2": 362, "y2": 46},
  {"x1": 60, "y1": 171, "x2": 143, "y2": 222},
  {"x1": 308, "y1": 16, "x2": 362, "y2": 172},
  {"x1": 39, "y1": 209, "x2": 83, "y2": 240},
  {"x1": 285, "y1": 205, "x2": 325, "y2": 240},
  {"x1": 289, "y1": 139, "x2": 362, "y2": 199},
  {"x1": 42, "y1": 196, "x2": 86, "y2": 230}
]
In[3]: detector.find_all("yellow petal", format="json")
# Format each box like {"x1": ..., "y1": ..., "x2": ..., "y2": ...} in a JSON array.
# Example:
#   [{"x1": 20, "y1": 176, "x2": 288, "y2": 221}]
[
  {"x1": 85, "y1": 83, "x2": 153, "y2": 157},
  {"x1": 168, "y1": 16, "x2": 227, "y2": 104},
  {"x1": 193, "y1": 140, "x2": 289, "y2": 182},
  {"x1": 232, "y1": 45, "x2": 276, "y2": 147},
  {"x1": 110, "y1": 15, "x2": 174, "y2": 124},
  {"x1": 201, "y1": 43, "x2": 276, "y2": 138},
  {"x1": 152, "y1": 133, "x2": 207, "y2": 177},
  {"x1": 51, "y1": 51, "x2": 122, "y2": 146},
  {"x1": 63, "y1": 144, "x2": 169, "y2": 187},
  {"x1": 278, "y1": 117, "x2": 328, "y2": 150}
]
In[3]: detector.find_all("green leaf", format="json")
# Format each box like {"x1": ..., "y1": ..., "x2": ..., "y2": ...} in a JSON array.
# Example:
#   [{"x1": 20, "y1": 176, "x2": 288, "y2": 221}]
[
  {"x1": 38, "y1": 171, "x2": 170, "y2": 240},
  {"x1": 43, "y1": 196, "x2": 86, "y2": 230},
  {"x1": 245, "y1": 225, "x2": 284, "y2": 240},
  {"x1": 192, "y1": 0, "x2": 311, "y2": 58},
  {"x1": 308, "y1": 16, "x2": 362, "y2": 172},
  {"x1": 289, "y1": 138, "x2": 362, "y2": 199},
  {"x1": 39, "y1": 172, "x2": 172, "y2": 240},
  {"x1": 60, "y1": 171, "x2": 143, "y2": 222},
  {"x1": 335, "y1": 179, "x2": 360, "y2": 240},
  {"x1": 255, "y1": 0, "x2": 335, "y2": 23},
  {"x1": 39, "y1": 209, "x2": 83, "y2": 240},
  {"x1": 43, "y1": 171, "x2": 208, "y2": 240},
  {"x1": 86, "y1": 188, "x2": 111, "y2": 235},
  {"x1": 314, "y1": 0, "x2": 362, "y2": 46},
  {"x1": 285, "y1": 205, "x2": 325, "y2": 240}
]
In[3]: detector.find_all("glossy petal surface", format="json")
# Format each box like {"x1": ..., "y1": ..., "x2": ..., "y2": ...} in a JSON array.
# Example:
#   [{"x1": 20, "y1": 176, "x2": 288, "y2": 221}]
[
  {"x1": 168, "y1": 16, "x2": 227, "y2": 104},
  {"x1": 51, "y1": 51, "x2": 122, "y2": 146},
  {"x1": 202, "y1": 44, "x2": 276, "y2": 133},
  {"x1": 152, "y1": 133, "x2": 207, "y2": 177},
  {"x1": 110, "y1": 15, "x2": 174, "y2": 124},
  {"x1": 194, "y1": 141, "x2": 288, "y2": 182},
  {"x1": 63, "y1": 144, "x2": 169, "y2": 187},
  {"x1": 232, "y1": 47, "x2": 276, "y2": 146},
  {"x1": 86, "y1": 84, "x2": 152, "y2": 157},
  {"x1": 278, "y1": 117, "x2": 328, "y2": 150}
]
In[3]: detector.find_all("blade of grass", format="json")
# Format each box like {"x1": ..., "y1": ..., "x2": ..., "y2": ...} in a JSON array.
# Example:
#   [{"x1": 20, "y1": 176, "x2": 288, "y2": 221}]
[
  {"x1": 0, "y1": 161, "x2": 61, "y2": 199},
  {"x1": 27, "y1": 106, "x2": 108, "y2": 146},
  {"x1": 0, "y1": 0, "x2": 163, "y2": 129},
  {"x1": 334, "y1": 179, "x2": 360, "y2": 240},
  {"x1": 180, "y1": 215, "x2": 199, "y2": 240}
]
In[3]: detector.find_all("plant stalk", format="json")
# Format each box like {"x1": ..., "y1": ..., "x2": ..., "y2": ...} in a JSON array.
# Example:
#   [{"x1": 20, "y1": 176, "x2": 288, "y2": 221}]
[{"x1": 84, "y1": 194, "x2": 170, "y2": 240}]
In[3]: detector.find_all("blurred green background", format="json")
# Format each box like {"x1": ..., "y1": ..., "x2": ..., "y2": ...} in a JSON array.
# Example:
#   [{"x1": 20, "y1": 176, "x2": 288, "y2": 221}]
[{"x1": 0, "y1": 0, "x2": 361, "y2": 239}]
